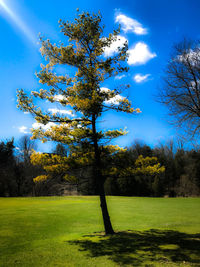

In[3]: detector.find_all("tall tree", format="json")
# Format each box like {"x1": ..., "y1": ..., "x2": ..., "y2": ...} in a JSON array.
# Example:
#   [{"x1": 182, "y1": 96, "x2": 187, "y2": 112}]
[
  {"x1": 17, "y1": 11, "x2": 140, "y2": 234},
  {"x1": 159, "y1": 39, "x2": 200, "y2": 139}
]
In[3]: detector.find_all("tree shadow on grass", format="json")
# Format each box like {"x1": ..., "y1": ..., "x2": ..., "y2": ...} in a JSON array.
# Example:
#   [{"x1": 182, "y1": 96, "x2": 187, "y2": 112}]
[{"x1": 68, "y1": 229, "x2": 200, "y2": 266}]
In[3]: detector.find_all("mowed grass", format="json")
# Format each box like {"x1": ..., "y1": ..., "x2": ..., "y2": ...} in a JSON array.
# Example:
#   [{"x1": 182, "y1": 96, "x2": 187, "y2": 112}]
[{"x1": 0, "y1": 196, "x2": 199, "y2": 266}]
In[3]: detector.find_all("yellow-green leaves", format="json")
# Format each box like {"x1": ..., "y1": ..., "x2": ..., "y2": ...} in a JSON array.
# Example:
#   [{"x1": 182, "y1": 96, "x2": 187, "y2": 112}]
[
  {"x1": 31, "y1": 149, "x2": 94, "y2": 183},
  {"x1": 134, "y1": 155, "x2": 165, "y2": 176},
  {"x1": 33, "y1": 175, "x2": 49, "y2": 183},
  {"x1": 104, "y1": 129, "x2": 127, "y2": 138},
  {"x1": 17, "y1": 11, "x2": 140, "y2": 131},
  {"x1": 17, "y1": 11, "x2": 142, "y2": 187}
]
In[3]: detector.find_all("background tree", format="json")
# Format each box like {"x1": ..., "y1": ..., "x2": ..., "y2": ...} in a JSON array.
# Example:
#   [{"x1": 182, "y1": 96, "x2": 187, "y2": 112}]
[
  {"x1": 104, "y1": 146, "x2": 165, "y2": 197},
  {"x1": 53, "y1": 143, "x2": 68, "y2": 157},
  {"x1": 15, "y1": 135, "x2": 38, "y2": 196},
  {"x1": 153, "y1": 140, "x2": 177, "y2": 196},
  {"x1": 0, "y1": 139, "x2": 15, "y2": 196},
  {"x1": 159, "y1": 39, "x2": 200, "y2": 138},
  {"x1": 132, "y1": 155, "x2": 165, "y2": 196},
  {"x1": 17, "y1": 135, "x2": 37, "y2": 164},
  {"x1": 17, "y1": 11, "x2": 140, "y2": 234}
]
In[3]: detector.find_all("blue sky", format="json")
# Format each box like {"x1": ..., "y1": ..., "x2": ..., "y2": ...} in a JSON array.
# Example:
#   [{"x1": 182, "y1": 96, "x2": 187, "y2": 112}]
[{"x1": 0, "y1": 0, "x2": 200, "y2": 151}]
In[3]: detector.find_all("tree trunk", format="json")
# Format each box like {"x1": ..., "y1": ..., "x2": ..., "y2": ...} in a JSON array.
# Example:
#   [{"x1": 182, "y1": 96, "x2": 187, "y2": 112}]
[
  {"x1": 92, "y1": 115, "x2": 115, "y2": 235},
  {"x1": 98, "y1": 180, "x2": 115, "y2": 235}
]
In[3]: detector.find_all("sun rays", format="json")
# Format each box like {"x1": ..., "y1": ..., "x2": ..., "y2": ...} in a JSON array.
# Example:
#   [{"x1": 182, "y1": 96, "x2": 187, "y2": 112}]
[{"x1": 0, "y1": 0, "x2": 36, "y2": 44}]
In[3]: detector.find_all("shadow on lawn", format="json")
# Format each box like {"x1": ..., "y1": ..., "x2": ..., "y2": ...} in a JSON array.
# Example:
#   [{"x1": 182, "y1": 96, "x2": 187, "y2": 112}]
[{"x1": 68, "y1": 229, "x2": 200, "y2": 266}]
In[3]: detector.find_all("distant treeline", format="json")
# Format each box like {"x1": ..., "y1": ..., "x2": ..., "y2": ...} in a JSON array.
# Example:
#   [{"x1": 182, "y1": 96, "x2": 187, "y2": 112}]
[{"x1": 0, "y1": 137, "x2": 200, "y2": 197}]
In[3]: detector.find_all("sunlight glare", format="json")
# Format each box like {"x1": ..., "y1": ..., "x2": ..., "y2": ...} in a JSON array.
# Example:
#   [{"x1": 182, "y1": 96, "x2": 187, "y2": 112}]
[
  {"x1": 0, "y1": 0, "x2": 36, "y2": 44},
  {"x1": 0, "y1": 0, "x2": 5, "y2": 7}
]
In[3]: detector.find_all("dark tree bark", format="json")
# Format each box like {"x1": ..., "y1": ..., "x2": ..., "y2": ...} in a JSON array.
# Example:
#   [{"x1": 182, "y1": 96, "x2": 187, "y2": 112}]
[
  {"x1": 97, "y1": 180, "x2": 115, "y2": 235},
  {"x1": 92, "y1": 115, "x2": 115, "y2": 235}
]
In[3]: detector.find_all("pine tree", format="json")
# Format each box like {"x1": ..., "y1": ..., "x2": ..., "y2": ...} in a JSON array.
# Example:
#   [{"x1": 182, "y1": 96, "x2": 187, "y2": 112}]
[{"x1": 17, "y1": 11, "x2": 140, "y2": 234}]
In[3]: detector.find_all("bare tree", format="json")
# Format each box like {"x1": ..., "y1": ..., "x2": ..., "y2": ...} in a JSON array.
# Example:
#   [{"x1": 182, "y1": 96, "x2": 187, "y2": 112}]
[
  {"x1": 17, "y1": 135, "x2": 37, "y2": 164},
  {"x1": 159, "y1": 39, "x2": 200, "y2": 138}
]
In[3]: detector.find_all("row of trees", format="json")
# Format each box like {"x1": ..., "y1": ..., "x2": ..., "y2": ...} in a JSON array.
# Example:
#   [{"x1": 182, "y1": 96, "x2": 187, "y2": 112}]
[
  {"x1": 0, "y1": 137, "x2": 199, "y2": 198},
  {"x1": 105, "y1": 140, "x2": 200, "y2": 197}
]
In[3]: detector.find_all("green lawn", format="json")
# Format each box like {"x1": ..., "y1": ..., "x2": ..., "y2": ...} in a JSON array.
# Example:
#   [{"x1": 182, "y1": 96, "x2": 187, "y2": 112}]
[{"x1": 0, "y1": 196, "x2": 199, "y2": 266}]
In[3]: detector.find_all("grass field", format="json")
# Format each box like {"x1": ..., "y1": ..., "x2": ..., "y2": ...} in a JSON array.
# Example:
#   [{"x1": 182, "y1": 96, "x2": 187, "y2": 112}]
[{"x1": 0, "y1": 196, "x2": 199, "y2": 266}]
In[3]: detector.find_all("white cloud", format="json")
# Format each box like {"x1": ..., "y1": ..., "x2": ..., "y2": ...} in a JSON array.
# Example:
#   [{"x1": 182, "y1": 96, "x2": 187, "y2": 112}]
[
  {"x1": 100, "y1": 87, "x2": 111, "y2": 93},
  {"x1": 100, "y1": 87, "x2": 124, "y2": 105},
  {"x1": 128, "y1": 42, "x2": 156, "y2": 65},
  {"x1": 32, "y1": 122, "x2": 56, "y2": 130},
  {"x1": 177, "y1": 49, "x2": 200, "y2": 66},
  {"x1": 48, "y1": 108, "x2": 74, "y2": 116},
  {"x1": 115, "y1": 14, "x2": 147, "y2": 35},
  {"x1": 115, "y1": 74, "x2": 126, "y2": 80},
  {"x1": 53, "y1": 94, "x2": 67, "y2": 102},
  {"x1": 19, "y1": 126, "x2": 29, "y2": 134},
  {"x1": 134, "y1": 73, "x2": 151, "y2": 83},
  {"x1": 104, "y1": 35, "x2": 128, "y2": 57},
  {"x1": 105, "y1": 94, "x2": 124, "y2": 105}
]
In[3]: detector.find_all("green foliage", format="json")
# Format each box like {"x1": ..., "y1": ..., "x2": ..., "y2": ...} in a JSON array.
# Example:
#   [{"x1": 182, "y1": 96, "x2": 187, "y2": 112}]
[{"x1": 104, "y1": 152, "x2": 165, "y2": 197}]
